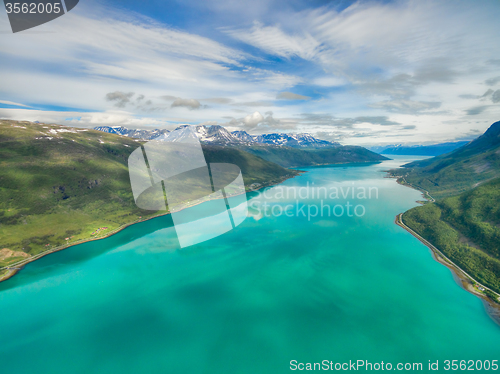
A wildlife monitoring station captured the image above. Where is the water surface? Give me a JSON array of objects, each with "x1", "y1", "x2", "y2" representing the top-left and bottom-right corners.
[{"x1": 1, "y1": 157, "x2": 499, "y2": 373}]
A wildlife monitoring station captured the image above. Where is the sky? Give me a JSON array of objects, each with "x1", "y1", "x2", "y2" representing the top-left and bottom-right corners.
[{"x1": 1, "y1": 0, "x2": 499, "y2": 146}]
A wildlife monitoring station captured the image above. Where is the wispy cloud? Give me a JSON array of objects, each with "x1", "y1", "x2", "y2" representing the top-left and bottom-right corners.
[
  {"x1": 465, "y1": 106, "x2": 490, "y2": 116},
  {"x1": 106, "y1": 91, "x2": 135, "y2": 108},
  {"x1": 276, "y1": 92, "x2": 311, "y2": 100},
  {"x1": 485, "y1": 76, "x2": 500, "y2": 86},
  {"x1": 171, "y1": 98, "x2": 202, "y2": 110},
  {"x1": 0, "y1": 100, "x2": 30, "y2": 107},
  {"x1": 370, "y1": 100, "x2": 441, "y2": 114},
  {"x1": 1, "y1": 0, "x2": 500, "y2": 145},
  {"x1": 222, "y1": 21, "x2": 322, "y2": 60}
]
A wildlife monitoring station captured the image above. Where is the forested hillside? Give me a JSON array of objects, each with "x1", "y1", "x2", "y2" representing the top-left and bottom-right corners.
[{"x1": 403, "y1": 177, "x2": 500, "y2": 296}]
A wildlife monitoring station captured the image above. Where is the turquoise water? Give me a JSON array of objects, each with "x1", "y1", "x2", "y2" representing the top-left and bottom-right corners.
[{"x1": 1, "y1": 157, "x2": 499, "y2": 373}]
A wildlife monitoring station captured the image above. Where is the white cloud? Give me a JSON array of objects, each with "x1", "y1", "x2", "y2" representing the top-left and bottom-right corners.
[
  {"x1": 243, "y1": 111, "x2": 264, "y2": 126},
  {"x1": 0, "y1": 5, "x2": 296, "y2": 114},
  {"x1": 311, "y1": 76, "x2": 346, "y2": 87},
  {"x1": 485, "y1": 76, "x2": 500, "y2": 86},
  {"x1": 0, "y1": 108, "x2": 173, "y2": 128},
  {"x1": 106, "y1": 91, "x2": 135, "y2": 108},
  {"x1": 1, "y1": 0, "x2": 500, "y2": 145}
]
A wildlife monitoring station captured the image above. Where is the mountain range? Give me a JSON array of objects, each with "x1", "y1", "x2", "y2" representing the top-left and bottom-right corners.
[
  {"x1": 372, "y1": 141, "x2": 469, "y2": 156},
  {"x1": 94, "y1": 124, "x2": 340, "y2": 148},
  {"x1": 93, "y1": 126, "x2": 170, "y2": 140},
  {"x1": 95, "y1": 124, "x2": 386, "y2": 168}
]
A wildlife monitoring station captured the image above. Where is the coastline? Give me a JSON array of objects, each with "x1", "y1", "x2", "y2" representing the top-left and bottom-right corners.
[
  {"x1": 394, "y1": 211, "x2": 500, "y2": 326},
  {"x1": 0, "y1": 172, "x2": 301, "y2": 284},
  {"x1": 385, "y1": 174, "x2": 435, "y2": 203},
  {"x1": 387, "y1": 167, "x2": 500, "y2": 324},
  {"x1": 6, "y1": 162, "x2": 499, "y2": 327}
]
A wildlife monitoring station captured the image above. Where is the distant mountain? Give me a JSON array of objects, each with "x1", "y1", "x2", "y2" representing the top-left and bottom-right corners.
[
  {"x1": 146, "y1": 124, "x2": 244, "y2": 145},
  {"x1": 252, "y1": 132, "x2": 339, "y2": 148},
  {"x1": 94, "y1": 126, "x2": 170, "y2": 140},
  {"x1": 93, "y1": 125, "x2": 340, "y2": 148},
  {"x1": 93, "y1": 124, "x2": 385, "y2": 168},
  {"x1": 377, "y1": 141, "x2": 469, "y2": 156},
  {"x1": 155, "y1": 125, "x2": 199, "y2": 143},
  {"x1": 93, "y1": 126, "x2": 119, "y2": 134},
  {"x1": 232, "y1": 129, "x2": 341, "y2": 148},
  {"x1": 192, "y1": 125, "x2": 242, "y2": 144},
  {"x1": 390, "y1": 121, "x2": 500, "y2": 198},
  {"x1": 232, "y1": 130, "x2": 255, "y2": 143},
  {"x1": 368, "y1": 145, "x2": 391, "y2": 154}
]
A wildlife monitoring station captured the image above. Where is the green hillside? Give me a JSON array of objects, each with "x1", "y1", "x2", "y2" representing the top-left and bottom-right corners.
[
  {"x1": 392, "y1": 121, "x2": 500, "y2": 199},
  {"x1": 238, "y1": 144, "x2": 388, "y2": 168},
  {"x1": 403, "y1": 178, "x2": 500, "y2": 296},
  {"x1": 0, "y1": 120, "x2": 297, "y2": 267}
]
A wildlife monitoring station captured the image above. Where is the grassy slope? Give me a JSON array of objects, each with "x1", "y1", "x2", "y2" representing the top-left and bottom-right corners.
[
  {"x1": 403, "y1": 178, "x2": 500, "y2": 295},
  {"x1": 0, "y1": 120, "x2": 297, "y2": 266},
  {"x1": 238, "y1": 144, "x2": 388, "y2": 168}
]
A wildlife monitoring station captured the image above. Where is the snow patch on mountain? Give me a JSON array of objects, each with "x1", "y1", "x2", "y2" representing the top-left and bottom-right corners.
[{"x1": 93, "y1": 124, "x2": 339, "y2": 148}]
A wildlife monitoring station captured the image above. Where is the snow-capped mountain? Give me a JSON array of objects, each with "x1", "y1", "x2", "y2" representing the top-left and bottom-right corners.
[
  {"x1": 93, "y1": 126, "x2": 124, "y2": 135},
  {"x1": 231, "y1": 130, "x2": 339, "y2": 148},
  {"x1": 231, "y1": 130, "x2": 256, "y2": 143},
  {"x1": 162, "y1": 125, "x2": 245, "y2": 145},
  {"x1": 93, "y1": 124, "x2": 339, "y2": 148},
  {"x1": 155, "y1": 125, "x2": 199, "y2": 143},
  {"x1": 291, "y1": 133, "x2": 339, "y2": 147},
  {"x1": 192, "y1": 125, "x2": 241, "y2": 144},
  {"x1": 253, "y1": 133, "x2": 339, "y2": 148},
  {"x1": 93, "y1": 126, "x2": 170, "y2": 140}
]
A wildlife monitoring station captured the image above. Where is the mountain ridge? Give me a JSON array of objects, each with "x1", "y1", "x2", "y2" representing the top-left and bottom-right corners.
[
  {"x1": 373, "y1": 141, "x2": 469, "y2": 156},
  {"x1": 94, "y1": 124, "x2": 340, "y2": 148},
  {"x1": 239, "y1": 144, "x2": 389, "y2": 168}
]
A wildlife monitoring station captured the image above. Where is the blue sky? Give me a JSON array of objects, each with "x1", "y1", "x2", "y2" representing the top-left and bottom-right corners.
[{"x1": 1, "y1": 0, "x2": 499, "y2": 145}]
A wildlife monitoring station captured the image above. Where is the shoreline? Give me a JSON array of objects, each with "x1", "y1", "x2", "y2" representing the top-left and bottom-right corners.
[
  {"x1": 387, "y1": 170, "x2": 500, "y2": 324},
  {"x1": 394, "y1": 211, "x2": 500, "y2": 325},
  {"x1": 6, "y1": 162, "x2": 499, "y2": 326},
  {"x1": 0, "y1": 172, "x2": 302, "y2": 284}
]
